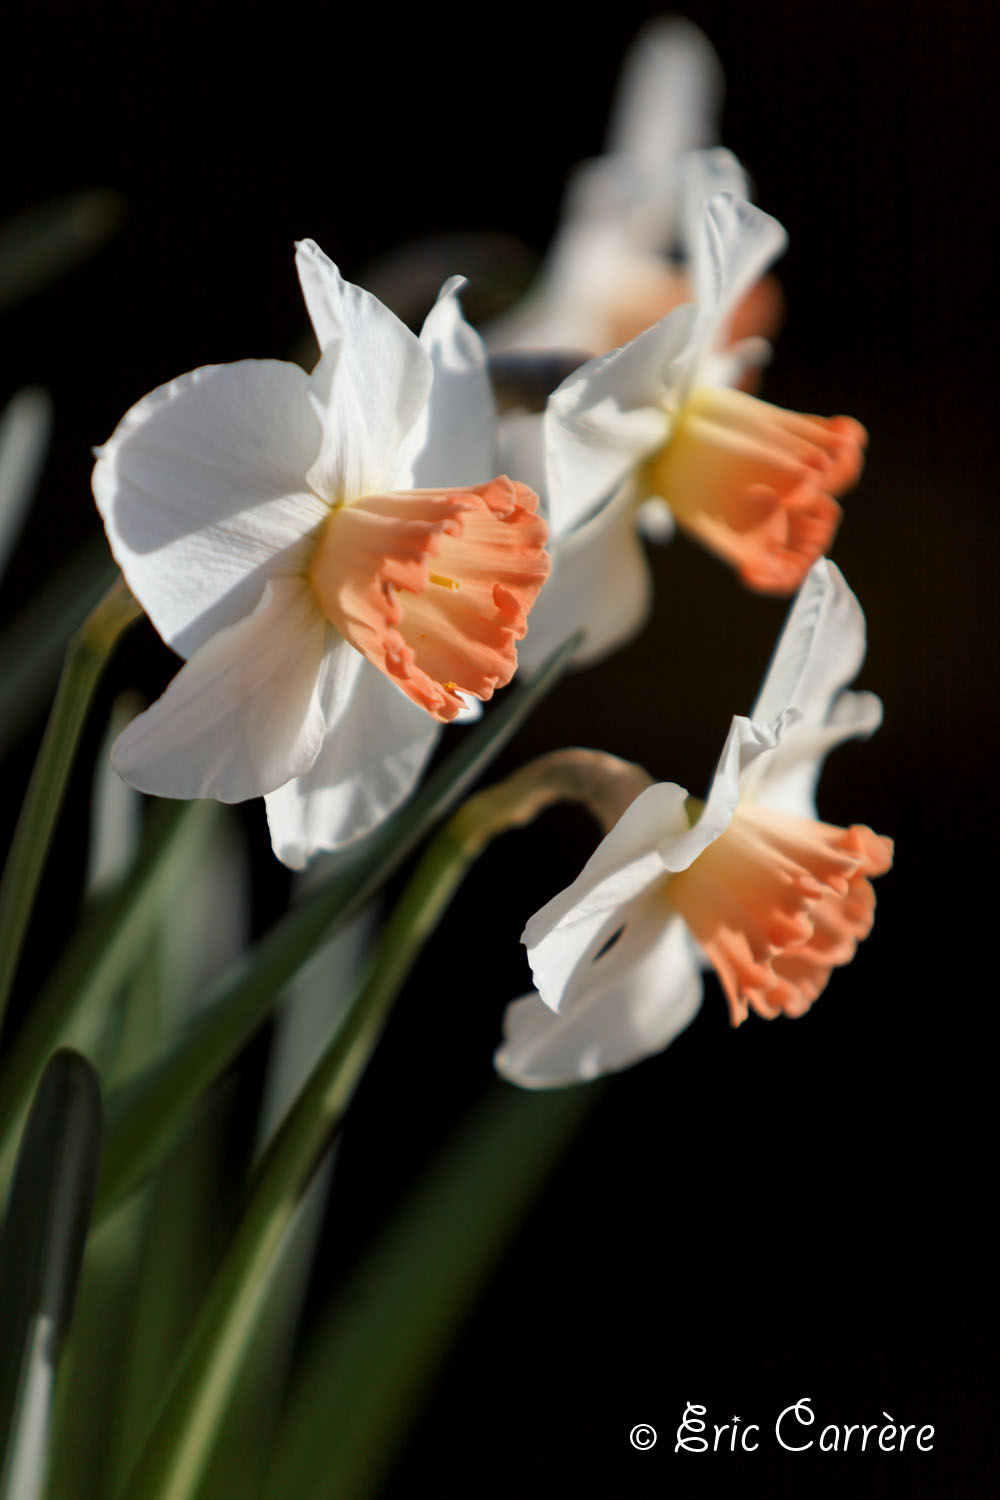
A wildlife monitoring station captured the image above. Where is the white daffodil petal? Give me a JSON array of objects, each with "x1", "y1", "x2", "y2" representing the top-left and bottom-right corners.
[
  {"x1": 604, "y1": 18, "x2": 722, "y2": 180},
  {"x1": 93, "y1": 359, "x2": 329, "y2": 659},
  {"x1": 112, "y1": 579, "x2": 329, "y2": 802},
  {"x1": 690, "y1": 193, "x2": 786, "y2": 354},
  {"x1": 544, "y1": 304, "x2": 695, "y2": 535},
  {"x1": 497, "y1": 909, "x2": 701, "y2": 1087},
  {"x1": 751, "y1": 560, "x2": 870, "y2": 730},
  {"x1": 517, "y1": 481, "x2": 652, "y2": 673},
  {"x1": 657, "y1": 713, "x2": 791, "y2": 875},
  {"x1": 297, "y1": 241, "x2": 433, "y2": 501},
  {"x1": 753, "y1": 690, "x2": 884, "y2": 819},
  {"x1": 524, "y1": 781, "x2": 691, "y2": 1013},
  {"x1": 405, "y1": 276, "x2": 497, "y2": 487},
  {"x1": 264, "y1": 657, "x2": 440, "y2": 868},
  {"x1": 677, "y1": 148, "x2": 749, "y2": 261}
]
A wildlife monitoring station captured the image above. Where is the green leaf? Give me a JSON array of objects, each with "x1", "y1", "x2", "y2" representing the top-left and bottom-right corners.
[
  {"x1": 0, "y1": 580, "x2": 142, "y2": 1034},
  {"x1": 0, "y1": 800, "x2": 217, "y2": 1199},
  {"x1": 0, "y1": 388, "x2": 52, "y2": 581},
  {"x1": 96, "y1": 635, "x2": 581, "y2": 1219},
  {"x1": 0, "y1": 1052, "x2": 103, "y2": 1500},
  {"x1": 267, "y1": 1083, "x2": 600, "y2": 1500},
  {"x1": 0, "y1": 190, "x2": 126, "y2": 313},
  {"x1": 0, "y1": 542, "x2": 117, "y2": 758}
]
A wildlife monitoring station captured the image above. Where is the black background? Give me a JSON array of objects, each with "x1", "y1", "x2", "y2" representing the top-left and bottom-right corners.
[{"x1": 2, "y1": 1, "x2": 995, "y2": 1495}]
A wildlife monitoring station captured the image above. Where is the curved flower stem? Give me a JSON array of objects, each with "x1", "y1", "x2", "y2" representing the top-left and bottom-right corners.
[
  {"x1": 115, "y1": 748, "x2": 648, "y2": 1500},
  {"x1": 0, "y1": 578, "x2": 142, "y2": 1036}
]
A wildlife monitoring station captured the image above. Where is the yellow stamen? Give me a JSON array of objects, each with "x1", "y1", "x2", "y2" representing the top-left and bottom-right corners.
[{"x1": 429, "y1": 572, "x2": 460, "y2": 590}]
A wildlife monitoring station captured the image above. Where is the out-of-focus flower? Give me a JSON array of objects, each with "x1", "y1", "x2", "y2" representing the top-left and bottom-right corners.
[
  {"x1": 496, "y1": 560, "x2": 892, "y2": 1087},
  {"x1": 486, "y1": 20, "x2": 782, "y2": 360},
  {"x1": 487, "y1": 20, "x2": 723, "y2": 356},
  {"x1": 93, "y1": 241, "x2": 549, "y2": 867}
]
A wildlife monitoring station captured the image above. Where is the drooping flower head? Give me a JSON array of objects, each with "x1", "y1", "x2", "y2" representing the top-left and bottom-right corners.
[
  {"x1": 544, "y1": 193, "x2": 866, "y2": 604},
  {"x1": 93, "y1": 241, "x2": 549, "y2": 866},
  {"x1": 496, "y1": 560, "x2": 892, "y2": 1088}
]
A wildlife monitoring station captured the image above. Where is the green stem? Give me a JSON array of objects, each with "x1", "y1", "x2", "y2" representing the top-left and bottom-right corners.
[
  {"x1": 0, "y1": 542, "x2": 117, "y2": 758},
  {"x1": 0, "y1": 579, "x2": 142, "y2": 1035},
  {"x1": 96, "y1": 636, "x2": 583, "y2": 1219},
  {"x1": 0, "y1": 800, "x2": 216, "y2": 1196},
  {"x1": 268, "y1": 1082, "x2": 599, "y2": 1500},
  {"x1": 115, "y1": 747, "x2": 635, "y2": 1500}
]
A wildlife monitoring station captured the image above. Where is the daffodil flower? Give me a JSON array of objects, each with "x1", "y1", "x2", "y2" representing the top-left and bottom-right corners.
[
  {"x1": 539, "y1": 193, "x2": 865, "y2": 632},
  {"x1": 487, "y1": 20, "x2": 725, "y2": 357},
  {"x1": 93, "y1": 240, "x2": 549, "y2": 867},
  {"x1": 486, "y1": 17, "x2": 782, "y2": 362},
  {"x1": 496, "y1": 560, "x2": 892, "y2": 1087}
]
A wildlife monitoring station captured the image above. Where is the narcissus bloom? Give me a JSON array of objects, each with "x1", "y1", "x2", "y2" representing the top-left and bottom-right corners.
[
  {"x1": 496, "y1": 560, "x2": 892, "y2": 1088},
  {"x1": 93, "y1": 241, "x2": 549, "y2": 867},
  {"x1": 487, "y1": 20, "x2": 726, "y2": 357},
  {"x1": 544, "y1": 194, "x2": 866, "y2": 607}
]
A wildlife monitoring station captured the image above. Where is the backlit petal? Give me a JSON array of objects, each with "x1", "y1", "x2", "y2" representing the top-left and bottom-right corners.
[
  {"x1": 93, "y1": 360, "x2": 329, "y2": 658},
  {"x1": 112, "y1": 578, "x2": 329, "y2": 801},
  {"x1": 265, "y1": 658, "x2": 439, "y2": 868},
  {"x1": 688, "y1": 193, "x2": 787, "y2": 365},
  {"x1": 297, "y1": 241, "x2": 433, "y2": 502},
  {"x1": 517, "y1": 480, "x2": 652, "y2": 673},
  {"x1": 524, "y1": 781, "x2": 691, "y2": 1014},
  {"x1": 497, "y1": 910, "x2": 701, "y2": 1087},
  {"x1": 408, "y1": 276, "x2": 497, "y2": 487},
  {"x1": 745, "y1": 560, "x2": 883, "y2": 815},
  {"x1": 545, "y1": 304, "x2": 695, "y2": 535}
]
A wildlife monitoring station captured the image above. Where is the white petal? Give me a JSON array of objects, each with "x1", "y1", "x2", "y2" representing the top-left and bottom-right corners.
[
  {"x1": 751, "y1": 559, "x2": 869, "y2": 729},
  {"x1": 524, "y1": 781, "x2": 691, "y2": 1014},
  {"x1": 265, "y1": 658, "x2": 440, "y2": 868},
  {"x1": 482, "y1": 219, "x2": 634, "y2": 354},
  {"x1": 689, "y1": 193, "x2": 786, "y2": 363},
  {"x1": 112, "y1": 578, "x2": 329, "y2": 802},
  {"x1": 406, "y1": 276, "x2": 497, "y2": 487},
  {"x1": 604, "y1": 19, "x2": 722, "y2": 176},
  {"x1": 497, "y1": 910, "x2": 702, "y2": 1087},
  {"x1": 517, "y1": 481, "x2": 652, "y2": 673},
  {"x1": 295, "y1": 241, "x2": 432, "y2": 499},
  {"x1": 558, "y1": 24, "x2": 722, "y2": 255},
  {"x1": 544, "y1": 303, "x2": 695, "y2": 535},
  {"x1": 677, "y1": 148, "x2": 750, "y2": 258},
  {"x1": 93, "y1": 359, "x2": 328, "y2": 658},
  {"x1": 753, "y1": 690, "x2": 883, "y2": 819},
  {"x1": 658, "y1": 713, "x2": 790, "y2": 876}
]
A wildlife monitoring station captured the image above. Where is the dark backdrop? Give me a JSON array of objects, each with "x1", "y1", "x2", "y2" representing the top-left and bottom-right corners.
[{"x1": 2, "y1": 1, "x2": 994, "y2": 1496}]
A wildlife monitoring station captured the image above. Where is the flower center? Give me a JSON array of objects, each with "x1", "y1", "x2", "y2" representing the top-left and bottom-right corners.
[
  {"x1": 307, "y1": 477, "x2": 549, "y2": 722},
  {"x1": 640, "y1": 385, "x2": 866, "y2": 594},
  {"x1": 668, "y1": 801, "x2": 893, "y2": 1025}
]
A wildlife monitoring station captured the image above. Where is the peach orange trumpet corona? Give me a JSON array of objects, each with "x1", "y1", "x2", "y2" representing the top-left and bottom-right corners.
[{"x1": 542, "y1": 193, "x2": 865, "y2": 604}]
